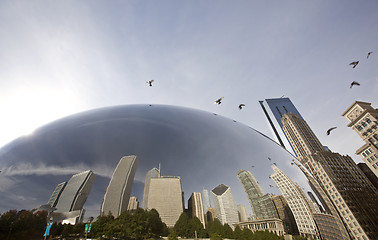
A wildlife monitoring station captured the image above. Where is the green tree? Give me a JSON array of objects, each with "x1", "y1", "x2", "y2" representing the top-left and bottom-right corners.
[
  {"x1": 167, "y1": 229, "x2": 179, "y2": 240},
  {"x1": 221, "y1": 223, "x2": 234, "y2": 239},
  {"x1": 233, "y1": 225, "x2": 243, "y2": 240},
  {"x1": 206, "y1": 219, "x2": 223, "y2": 238},
  {"x1": 189, "y1": 217, "x2": 207, "y2": 238},
  {"x1": 173, "y1": 212, "x2": 190, "y2": 237}
]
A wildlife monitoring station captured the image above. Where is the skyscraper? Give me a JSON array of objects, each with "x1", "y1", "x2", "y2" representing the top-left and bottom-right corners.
[
  {"x1": 211, "y1": 184, "x2": 239, "y2": 227},
  {"x1": 127, "y1": 196, "x2": 139, "y2": 211},
  {"x1": 271, "y1": 195, "x2": 298, "y2": 235},
  {"x1": 282, "y1": 112, "x2": 378, "y2": 239},
  {"x1": 202, "y1": 189, "x2": 211, "y2": 212},
  {"x1": 342, "y1": 101, "x2": 378, "y2": 177},
  {"x1": 101, "y1": 155, "x2": 138, "y2": 217},
  {"x1": 48, "y1": 182, "x2": 67, "y2": 208},
  {"x1": 237, "y1": 204, "x2": 248, "y2": 222},
  {"x1": 146, "y1": 175, "x2": 183, "y2": 227},
  {"x1": 237, "y1": 169, "x2": 278, "y2": 220},
  {"x1": 55, "y1": 170, "x2": 96, "y2": 212},
  {"x1": 142, "y1": 167, "x2": 160, "y2": 209},
  {"x1": 270, "y1": 165, "x2": 319, "y2": 239},
  {"x1": 188, "y1": 192, "x2": 206, "y2": 228}
]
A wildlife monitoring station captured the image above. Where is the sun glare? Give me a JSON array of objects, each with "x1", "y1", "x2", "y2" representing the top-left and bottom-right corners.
[{"x1": 0, "y1": 87, "x2": 82, "y2": 147}]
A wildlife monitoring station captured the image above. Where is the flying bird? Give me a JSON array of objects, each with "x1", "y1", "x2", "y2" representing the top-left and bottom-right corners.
[
  {"x1": 214, "y1": 97, "x2": 224, "y2": 105},
  {"x1": 367, "y1": 52, "x2": 373, "y2": 59},
  {"x1": 268, "y1": 157, "x2": 271, "y2": 161},
  {"x1": 269, "y1": 185, "x2": 274, "y2": 188},
  {"x1": 146, "y1": 80, "x2": 154, "y2": 86},
  {"x1": 326, "y1": 127, "x2": 337, "y2": 135},
  {"x1": 350, "y1": 81, "x2": 360, "y2": 88},
  {"x1": 349, "y1": 61, "x2": 359, "y2": 68},
  {"x1": 251, "y1": 165, "x2": 255, "y2": 168},
  {"x1": 291, "y1": 162, "x2": 294, "y2": 165},
  {"x1": 238, "y1": 104, "x2": 245, "y2": 110},
  {"x1": 273, "y1": 162, "x2": 277, "y2": 166}
]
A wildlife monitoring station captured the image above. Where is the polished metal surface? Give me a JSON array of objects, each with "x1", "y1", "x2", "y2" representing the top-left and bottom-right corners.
[{"x1": 0, "y1": 104, "x2": 316, "y2": 218}]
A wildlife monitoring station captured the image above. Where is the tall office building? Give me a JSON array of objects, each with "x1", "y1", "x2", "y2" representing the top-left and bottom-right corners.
[
  {"x1": 211, "y1": 184, "x2": 239, "y2": 227},
  {"x1": 237, "y1": 204, "x2": 248, "y2": 222},
  {"x1": 270, "y1": 165, "x2": 319, "y2": 239},
  {"x1": 188, "y1": 192, "x2": 206, "y2": 228},
  {"x1": 237, "y1": 169, "x2": 278, "y2": 220},
  {"x1": 55, "y1": 170, "x2": 96, "y2": 212},
  {"x1": 127, "y1": 196, "x2": 139, "y2": 211},
  {"x1": 357, "y1": 163, "x2": 378, "y2": 191},
  {"x1": 48, "y1": 182, "x2": 67, "y2": 208},
  {"x1": 342, "y1": 101, "x2": 378, "y2": 177},
  {"x1": 101, "y1": 155, "x2": 138, "y2": 217},
  {"x1": 282, "y1": 112, "x2": 378, "y2": 239},
  {"x1": 202, "y1": 189, "x2": 211, "y2": 212},
  {"x1": 146, "y1": 175, "x2": 183, "y2": 227},
  {"x1": 142, "y1": 167, "x2": 160, "y2": 209},
  {"x1": 271, "y1": 195, "x2": 298, "y2": 235}
]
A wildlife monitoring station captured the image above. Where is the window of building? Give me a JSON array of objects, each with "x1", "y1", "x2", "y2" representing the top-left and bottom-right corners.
[
  {"x1": 366, "y1": 118, "x2": 372, "y2": 123},
  {"x1": 357, "y1": 125, "x2": 363, "y2": 131},
  {"x1": 361, "y1": 122, "x2": 367, "y2": 127}
]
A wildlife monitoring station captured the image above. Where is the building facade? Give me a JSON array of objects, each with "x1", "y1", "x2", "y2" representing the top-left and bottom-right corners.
[
  {"x1": 188, "y1": 192, "x2": 206, "y2": 228},
  {"x1": 282, "y1": 112, "x2": 378, "y2": 239},
  {"x1": 54, "y1": 170, "x2": 96, "y2": 212},
  {"x1": 236, "y1": 169, "x2": 278, "y2": 220},
  {"x1": 48, "y1": 182, "x2": 67, "y2": 208},
  {"x1": 127, "y1": 196, "x2": 139, "y2": 211},
  {"x1": 146, "y1": 176, "x2": 184, "y2": 227},
  {"x1": 237, "y1": 204, "x2": 248, "y2": 222},
  {"x1": 211, "y1": 184, "x2": 239, "y2": 227},
  {"x1": 342, "y1": 101, "x2": 378, "y2": 177},
  {"x1": 270, "y1": 165, "x2": 319, "y2": 239},
  {"x1": 101, "y1": 155, "x2": 138, "y2": 217},
  {"x1": 202, "y1": 189, "x2": 211, "y2": 212},
  {"x1": 142, "y1": 167, "x2": 160, "y2": 209},
  {"x1": 271, "y1": 194, "x2": 298, "y2": 235},
  {"x1": 235, "y1": 218, "x2": 285, "y2": 236}
]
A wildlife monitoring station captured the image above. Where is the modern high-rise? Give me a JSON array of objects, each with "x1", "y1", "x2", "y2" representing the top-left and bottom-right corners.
[
  {"x1": 48, "y1": 182, "x2": 67, "y2": 208},
  {"x1": 270, "y1": 165, "x2": 319, "y2": 239},
  {"x1": 188, "y1": 192, "x2": 206, "y2": 228},
  {"x1": 101, "y1": 155, "x2": 138, "y2": 217},
  {"x1": 271, "y1": 195, "x2": 298, "y2": 235},
  {"x1": 211, "y1": 184, "x2": 239, "y2": 227},
  {"x1": 237, "y1": 169, "x2": 278, "y2": 220},
  {"x1": 342, "y1": 101, "x2": 378, "y2": 177},
  {"x1": 55, "y1": 170, "x2": 96, "y2": 212},
  {"x1": 146, "y1": 175, "x2": 183, "y2": 227},
  {"x1": 282, "y1": 112, "x2": 378, "y2": 239},
  {"x1": 142, "y1": 167, "x2": 160, "y2": 209},
  {"x1": 237, "y1": 204, "x2": 248, "y2": 222},
  {"x1": 127, "y1": 196, "x2": 139, "y2": 211},
  {"x1": 202, "y1": 189, "x2": 211, "y2": 212},
  {"x1": 357, "y1": 163, "x2": 378, "y2": 191}
]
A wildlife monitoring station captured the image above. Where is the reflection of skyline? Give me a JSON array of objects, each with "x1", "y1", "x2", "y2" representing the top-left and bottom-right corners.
[{"x1": 0, "y1": 105, "x2": 315, "y2": 220}]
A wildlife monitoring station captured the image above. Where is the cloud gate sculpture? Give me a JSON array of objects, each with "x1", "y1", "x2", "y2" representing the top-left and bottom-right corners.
[{"x1": 0, "y1": 104, "x2": 322, "y2": 231}]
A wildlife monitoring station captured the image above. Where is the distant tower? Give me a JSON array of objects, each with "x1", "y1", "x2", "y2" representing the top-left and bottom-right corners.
[
  {"x1": 271, "y1": 195, "x2": 298, "y2": 235},
  {"x1": 55, "y1": 170, "x2": 96, "y2": 212},
  {"x1": 211, "y1": 184, "x2": 239, "y2": 227},
  {"x1": 237, "y1": 169, "x2": 278, "y2": 219},
  {"x1": 282, "y1": 111, "x2": 378, "y2": 239},
  {"x1": 146, "y1": 175, "x2": 183, "y2": 227},
  {"x1": 342, "y1": 101, "x2": 378, "y2": 177},
  {"x1": 237, "y1": 204, "x2": 248, "y2": 222},
  {"x1": 270, "y1": 165, "x2": 318, "y2": 239},
  {"x1": 101, "y1": 155, "x2": 138, "y2": 217},
  {"x1": 127, "y1": 196, "x2": 139, "y2": 211},
  {"x1": 142, "y1": 167, "x2": 160, "y2": 209},
  {"x1": 188, "y1": 192, "x2": 206, "y2": 228},
  {"x1": 202, "y1": 189, "x2": 211, "y2": 212},
  {"x1": 48, "y1": 182, "x2": 67, "y2": 208}
]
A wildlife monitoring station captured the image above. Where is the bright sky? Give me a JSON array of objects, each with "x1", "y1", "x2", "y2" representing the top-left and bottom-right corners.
[{"x1": 1, "y1": 0, "x2": 377, "y2": 162}]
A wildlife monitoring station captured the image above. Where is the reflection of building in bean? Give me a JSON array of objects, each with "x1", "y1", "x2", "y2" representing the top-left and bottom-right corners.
[{"x1": 211, "y1": 184, "x2": 239, "y2": 228}]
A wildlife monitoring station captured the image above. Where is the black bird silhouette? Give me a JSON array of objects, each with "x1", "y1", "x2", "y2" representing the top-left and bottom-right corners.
[
  {"x1": 251, "y1": 165, "x2": 255, "y2": 168},
  {"x1": 273, "y1": 162, "x2": 277, "y2": 166},
  {"x1": 367, "y1": 52, "x2": 373, "y2": 59},
  {"x1": 214, "y1": 97, "x2": 224, "y2": 105},
  {"x1": 269, "y1": 185, "x2": 274, "y2": 188},
  {"x1": 291, "y1": 162, "x2": 294, "y2": 165},
  {"x1": 349, "y1": 61, "x2": 359, "y2": 68},
  {"x1": 350, "y1": 81, "x2": 360, "y2": 88},
  {"x1": 326, "y1": 127, "x2": 337, "y2": 135},
  {"x1": 268, "y1": 157, "x2": 271, "y2": 161},
  {"x1": 238, "y1": 104, "x2": 245, "y2": 110},
  {"x1": 146, "y1": 80, "x2": 154, "y2": 86}
]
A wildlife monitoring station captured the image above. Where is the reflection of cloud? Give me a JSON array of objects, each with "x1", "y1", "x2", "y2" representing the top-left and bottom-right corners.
[{"x1": 2, "y1": 162, "x2": 114, "y2": 178}]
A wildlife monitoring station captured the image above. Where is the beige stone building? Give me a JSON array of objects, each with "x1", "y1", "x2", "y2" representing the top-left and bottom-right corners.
[
  {"x1": 342, "y1": 101, "x2": 378, "y2": 177},
  {"x1": 188, "y1": 192, "x2": 206, "y2": 228},
  {"x1": 127, "y1": 196, "x2": 139, "y2": 211},
  {"x1": 281, "y1": 113, "x2": 378, "y2": 240}
]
